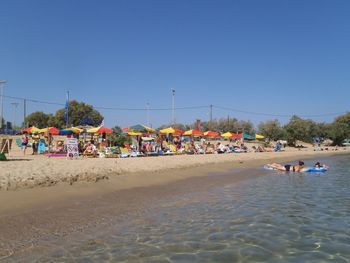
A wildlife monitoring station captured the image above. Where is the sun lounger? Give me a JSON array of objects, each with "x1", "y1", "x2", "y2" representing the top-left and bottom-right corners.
[{"x1": 120, "y1": 147, "x2": 130, "y2": 158}]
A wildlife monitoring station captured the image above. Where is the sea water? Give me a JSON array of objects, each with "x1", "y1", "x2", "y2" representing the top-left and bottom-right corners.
[{"x1": 13, "y1": 155, "x2": 350, "y2": 262}]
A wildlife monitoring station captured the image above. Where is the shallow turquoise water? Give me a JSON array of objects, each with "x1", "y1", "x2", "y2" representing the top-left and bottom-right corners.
[{"x1": 20, "y1": 155, "x2": 350, "y2": 262}]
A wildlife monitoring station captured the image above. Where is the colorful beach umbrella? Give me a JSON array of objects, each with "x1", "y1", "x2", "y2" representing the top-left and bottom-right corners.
[
  {"x1": 243, "y1": 133, "x2": 255, "y2": 140},
  {"x1": 221, "y1": 132, "x2": 233, "y2": 138},
  {"x1": 39, "y1": 127, "x2": 60, "y2": 135},
  {"x1": 183, "y1": 129, "x2": 204, "y2": 137},
  {"x1": 69, "y1": 127, "x2": 83, "y2": 133},
  {"x1": 255, "y1": 134, "x2": 265, "y2": 139},
  {"x1": 22, "y1": 126, "x2": 41, "y2": 133},
  {"x1": 127, "y1": 131, "x2": 142, "y2": 136},
  {"x1": 87, "y1": 126, "x2": 112, "y2": 134},
  {"x1": 159, "y1": 127, "x2": 184, "y2": 135},
  {"x1": 129, "y1": 124, "x2": 155, "y2": 133},
  {"x1": 230, "y1": 133, "x2": 242, "y2": 140},
  {"x1": 203, "y1": 131, "x2": 220, "y2": 138}
]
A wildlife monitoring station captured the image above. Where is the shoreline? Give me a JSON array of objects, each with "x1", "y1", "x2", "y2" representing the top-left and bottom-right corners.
[
  {"x1": 0, "y1": 147, "x2": 348, "y2": 192},
  {"x1": 0, "y1": 149, "x2": 347, "y2": 215}
]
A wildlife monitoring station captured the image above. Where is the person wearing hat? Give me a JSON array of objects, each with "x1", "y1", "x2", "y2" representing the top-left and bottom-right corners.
[{"x1": 31, "y1": 132, "x2": 40, "y2": 155}]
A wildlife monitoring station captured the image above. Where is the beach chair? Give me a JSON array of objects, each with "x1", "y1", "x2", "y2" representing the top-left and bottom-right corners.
[
  {"x1": 169, "y1": 144, "x2": 178, "y2": 154},
  {"x1": 119, "y1": 147, "x2": 130, "y2": 158},
  {"x1": 16, "y1": 138, "x2": 22, "y2": 148},
  {"x1": 0, "y1": 138, "x2": 12, "y2": 158},
  {"x1": 38, "y1": 139, "x2": 47, "y2": 154}
]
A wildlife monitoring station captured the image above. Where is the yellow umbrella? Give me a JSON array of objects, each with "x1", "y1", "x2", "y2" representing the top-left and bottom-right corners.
[
  {"x1": 183, "y1": 129, "x2": 203, "y2": 137},
  {"x1": 128, "y1": 131, "x2": 142, "y2": 136},
  {"x1": 69, "y1": 127, "x2": 83, "y2": 133},
  {"x1": 159, "y1": 127, "x2": 184, "y2": 135},
  {"x1": 221, "y1": 132, "x2": 233, "y2": 138},
  {"x1": 143, "y1": 125, "x2": 155, "y2": 133},
  {"x1": 255, "y1": 134, "x2": 265, "y2": 139}
]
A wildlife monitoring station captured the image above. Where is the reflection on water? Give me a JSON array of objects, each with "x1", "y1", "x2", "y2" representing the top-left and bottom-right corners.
[{"x1": 13, "y1": 156, "x2": 350, "y2": 262}]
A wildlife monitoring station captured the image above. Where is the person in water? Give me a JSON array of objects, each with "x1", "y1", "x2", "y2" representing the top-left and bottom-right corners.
[
  {"x1": 266, "y1": 161, "x2": 305, "y2": 172},
  {"x1": 314, "y1": 162, "x2": 329, "y2": 169}
]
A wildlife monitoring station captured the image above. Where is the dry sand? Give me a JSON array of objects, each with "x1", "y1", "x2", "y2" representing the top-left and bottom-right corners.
[{"x1": 1, "y1": 143, "x2": 348, "y2": 191}]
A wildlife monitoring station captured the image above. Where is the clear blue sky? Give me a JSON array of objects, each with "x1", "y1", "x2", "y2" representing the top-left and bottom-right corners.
[{"x1": 1, "y1": 0, "x2": 349, "y2": 128}]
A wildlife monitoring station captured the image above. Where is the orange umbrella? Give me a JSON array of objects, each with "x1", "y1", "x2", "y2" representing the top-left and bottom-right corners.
[
  {"x1": 203, "y1": 131, "x2": 220, "y2": 138},
  {"x1": 87, "y1": 126, "x2": 113, "y2": 134},
  {"x1": 183, "y1": 129, "x2": 204, "y2": 137},
  {"x1": 40, "y1": 127, "x2": 60, "y2": 135},
  {"x1": 159, "y1": 127, "x2": 184, "y2": 136}
]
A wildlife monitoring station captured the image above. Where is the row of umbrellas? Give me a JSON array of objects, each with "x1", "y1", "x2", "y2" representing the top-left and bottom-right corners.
[
  {"x1": 22, "y1": 126, "x2": 112, "y2": 135},
  {"x1": 22, "y1": 125, "x2": 265, "y2": 140}
]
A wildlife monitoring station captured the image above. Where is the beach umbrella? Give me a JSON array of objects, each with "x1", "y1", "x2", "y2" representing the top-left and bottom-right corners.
[
  {"x1": 159, "y1": 127, "x2": 184, "y2": 135},
  {"x1": 69, "y1": 127, "x2": 83, "y2": 133},
  {"x1": 22, "y1": 126, "x2": 41, "y2": 133},
  {"x1": 221, "y1": 132, "x2": 233, "y2": 138},
  {"x1": 243, "y1": 133, "x2": 255, "y2": 140},
  {"x1": 127, "y1": 131, "x2": 142, "y2": 136},
  {"x1": 203, "y1": 131, "x2": 220, "y2": 138},
  {"x1": 255, "y1": 134, "x2": 265, "y2": 139},
  {"x1": 230, "y1": 133, "x2": 242, "y2": 140},
  {"x1": 129, "y1": 124, "x2": 155, "y2": 133},
  {"x1": 183, "y1": 129, "x2": 203, "y2": 137},
  {"x1": 87, "y1": 126, "x2": 112, "y2": 134},
  {"x1": 39, "y1": 127, "x2": 60, "y2": 135}
]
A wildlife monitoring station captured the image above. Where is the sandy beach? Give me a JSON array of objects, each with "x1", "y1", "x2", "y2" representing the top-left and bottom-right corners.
[{"x1": 0, "y1": 143, "x2": 347, "y2": 191}]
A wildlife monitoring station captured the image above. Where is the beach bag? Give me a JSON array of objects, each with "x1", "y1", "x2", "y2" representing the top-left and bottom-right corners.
[{"x1": 0, "y1": 152, "x2": 7, "y2": 161}]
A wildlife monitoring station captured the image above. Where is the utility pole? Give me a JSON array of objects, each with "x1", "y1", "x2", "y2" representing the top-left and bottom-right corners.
[
  {"x1": 23, "y1": 99, "x2": 27, "y2": 128},
  {"x1": 146, "y1": 102, "x2": 150, "y2": 127},
  {"x1": 171, "y1": 89, "x2": 176, "y2": 125},
  {"x1": 66, "y1": 91, "x2": 69, "y2": 128},
  {"x1": 0, "y1": 80, "x2": 7, "y2": 129},
  {"x1": 11, "y1": 102, "x2": 19, "y2": 129},
  {"x1": 209, "y1": 104, "x2": 213, "y2": 129}
]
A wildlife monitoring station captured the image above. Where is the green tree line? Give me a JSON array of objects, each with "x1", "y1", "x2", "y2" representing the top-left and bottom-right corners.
[{"x1": 21, "y1": 100, "x2": 350, "y2": 146}]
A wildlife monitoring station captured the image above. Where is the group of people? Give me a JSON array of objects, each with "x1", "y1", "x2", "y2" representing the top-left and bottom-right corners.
[
  {"x1": 137, "y1": 137, "x2": 249, "y2": 155},
  {"x1": 21, "y1": 131, "x2": 42, "y2": 155}
]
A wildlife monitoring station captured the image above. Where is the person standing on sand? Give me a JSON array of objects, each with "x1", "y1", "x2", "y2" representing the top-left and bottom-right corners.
[
  {"x1": 31, "y1": 132, "x2": 40, "y2": 155},
  {"x1": 21, "y1": 132, "x2": 29, "y2": 155}
]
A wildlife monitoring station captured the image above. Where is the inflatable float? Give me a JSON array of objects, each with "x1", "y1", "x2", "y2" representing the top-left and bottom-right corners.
[{"x1": 263, "y1": 165, "x2": 328, "y2": 172}]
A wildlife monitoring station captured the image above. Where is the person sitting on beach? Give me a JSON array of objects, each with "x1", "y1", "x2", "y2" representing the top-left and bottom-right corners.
[
  {"x1": 83, "y1": 141, "x2": 97, "y2": 156},
  {"x1": 266, "y1": 161, "x2": 305, "y2": 172}
]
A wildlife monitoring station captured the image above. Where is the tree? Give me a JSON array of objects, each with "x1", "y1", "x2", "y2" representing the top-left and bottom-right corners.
[
  {"x1": 107, "y1": 126, "x2": 131, "y2": 147},
  {"x1": 284, "y1": 116, "x2": 319, "y2": 145},
  {"x1": 49, "y1": 100, "x2": 104, "y2": 128},
  {"x1": 25, "y1": 111, "x2": 52, "y2": 128},
  {"x1": 328, "y1": 112, "x2": 350, "y2": 145},
  {"x1": 258, "y1": 119, "x2": 286, "y2": 141}
]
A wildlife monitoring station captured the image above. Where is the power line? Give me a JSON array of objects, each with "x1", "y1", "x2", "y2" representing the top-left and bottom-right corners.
[
  {"x1": 2, "y1": 94, "x2": 347, "y2": 117},
  {"x1": 213, "y1": 105, "x2": 347, "y2": 118}
]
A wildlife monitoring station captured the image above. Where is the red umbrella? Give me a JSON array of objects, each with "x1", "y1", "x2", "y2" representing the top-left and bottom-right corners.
[
  {"x1": 44, "y1": 127, "x2": 60, "y2": 135},
  {"x1": 230, "y1": 133, "x2": 242, "y2": 140}
]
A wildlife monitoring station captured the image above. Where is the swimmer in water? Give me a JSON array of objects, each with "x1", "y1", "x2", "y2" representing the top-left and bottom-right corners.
[{"x1": 266, "y1": 161, "x2": 305, "y2": 172}]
